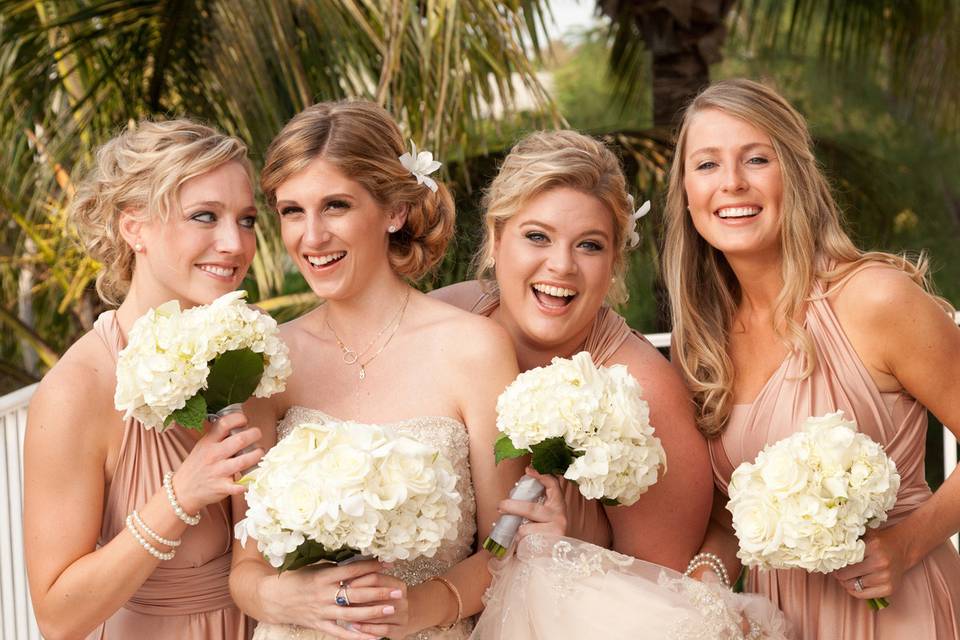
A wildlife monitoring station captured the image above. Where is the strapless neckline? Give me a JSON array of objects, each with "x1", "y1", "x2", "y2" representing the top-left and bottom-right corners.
[{"x1": 280, "y1": 404, "x2": 465, "y2": 430}]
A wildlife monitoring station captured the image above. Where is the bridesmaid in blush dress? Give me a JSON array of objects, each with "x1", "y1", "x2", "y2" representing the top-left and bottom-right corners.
[
  {"x1": 435, "y1": 131, "x2": 790, "y2": 639},
  {"x1": 663, "y1": 78, "x2": 960, "y2": 639},
  {"x1": 433, "y1": 130, "x2": 713, "y2": 567},
  {"x1": 24, "y1": 120, "x2": 264, "y2": 639}
]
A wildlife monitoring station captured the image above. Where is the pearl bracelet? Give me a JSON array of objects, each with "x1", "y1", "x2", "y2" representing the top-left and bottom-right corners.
[
  {"x1": 428, "y1": 575, "x2": 462, "y2": 631},
  {"x1": 132, "y1": 509, "x2": 181, "y2": 548},
  {"x1": 126, "y1": 514, "x2": 175, "y2": 561},
  {"x1": 684, "y1": 552, "x2": 730, "y2": 587},
  {"x1": 162, "y1": 471, "x2": 201, "y2": 526}
]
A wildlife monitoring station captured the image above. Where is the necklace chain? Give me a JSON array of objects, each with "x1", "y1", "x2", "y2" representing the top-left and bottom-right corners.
[{"x1": 325, "y1": 289, "x2": 411, "y2": 380}]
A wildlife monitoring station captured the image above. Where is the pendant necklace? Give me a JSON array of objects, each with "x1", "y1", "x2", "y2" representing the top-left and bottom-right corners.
[{"x1": 325, "y1": 288, "x2": 411, "y2": 380}]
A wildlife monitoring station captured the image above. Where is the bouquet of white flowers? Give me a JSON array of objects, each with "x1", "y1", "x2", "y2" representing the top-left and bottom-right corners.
[
  {"x1": 235, "y1": 420, "x2": 462, "y2": 570},
  {"x1": 114, "y1": 290, "x2": 292, "y2": 431},
  {"x1": 726, "y1": 410, "x2": 900, "y2": 609},
  {"x1": 483, "y1": 351, "x2": 666, "y2": 557}
]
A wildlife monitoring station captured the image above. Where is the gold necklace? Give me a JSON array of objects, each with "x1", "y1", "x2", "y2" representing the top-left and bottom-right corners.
[{"x1": 326, "y1": 289, "x2": 411, "y2": 380}]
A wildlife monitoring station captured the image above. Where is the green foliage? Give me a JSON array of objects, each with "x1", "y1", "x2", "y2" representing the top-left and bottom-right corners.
[
  {"x1": 494, "y1": 433, "x2": 527, "y2": 465},
  {"x1": 279, "y1": 539, "x2": 359, "y2": 573},
  {"x1": 551, "y1": 28, "x2": 651, "y2": 132},
  {"x1": 165, "y1": 394, "x2": 208, "y2": 432},
  {"x1": 529, "y1": 436, "x2": 577, "y2": 475},
  {"x1": 204, "y1": 347, "x2": 265, "y2": 414}
]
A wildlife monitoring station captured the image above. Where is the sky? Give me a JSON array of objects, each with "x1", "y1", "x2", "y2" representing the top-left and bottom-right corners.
[{"x1": 543, "y1": 0, "x2": 603, "y2": 40}]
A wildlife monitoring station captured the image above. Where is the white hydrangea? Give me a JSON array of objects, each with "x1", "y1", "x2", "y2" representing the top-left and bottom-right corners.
[
  {"x1": 727, "y1": 411, "x2": 900, "y2": 573},
  {"x1": 235, "y1": 420, "x2": 462, "y2": 568},
  {"x1": 114, "y1": 290, "x2": 293, "y2": 430},
  {"x1": 497, "y1": 351, "x2": 666, "y2": 506}
]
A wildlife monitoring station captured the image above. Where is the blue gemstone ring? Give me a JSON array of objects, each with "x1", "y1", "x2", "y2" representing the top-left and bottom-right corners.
[{"x1": 335, "y1": 582, "x2": 350, "y2": 607}]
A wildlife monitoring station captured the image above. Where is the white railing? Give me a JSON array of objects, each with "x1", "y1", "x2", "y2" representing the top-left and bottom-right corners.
[
  {"x1": 0, "y1": 324, "x2": 957, "y2": 632},
  {"x1": 0, "y1": 382, "x2": 41, "y2": 640}
]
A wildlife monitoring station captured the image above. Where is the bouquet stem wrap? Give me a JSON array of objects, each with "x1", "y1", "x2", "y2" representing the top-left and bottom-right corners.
[
  {"x1": 211, "y1": 403, "x2": 257, "y2": 475},
  {"x1": 482, "y1": 476, "x2": 545, "y2": 558}
]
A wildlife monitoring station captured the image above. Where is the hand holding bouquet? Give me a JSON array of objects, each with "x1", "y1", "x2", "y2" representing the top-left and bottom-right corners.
[
  {"x1": 114, "y1": 290, "x2": 292, "y2": 431},
  {"x1": 235, "y1": 420, "x2": 462, "y2": 571},
  {"x1": 726, "y1": 411, "x2": 900, "y2": 609},
  {"x1": 483, "y1": 351, "x2": 667, "y2": 557}
]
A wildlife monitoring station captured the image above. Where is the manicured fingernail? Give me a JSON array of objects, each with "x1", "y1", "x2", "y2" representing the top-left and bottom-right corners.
[
  {"x1": 383, "y1": 605, "x2": 395, "y2": 615},
  {"x1": 390, "y1": 589, "x2": 402, "y2": 599}
]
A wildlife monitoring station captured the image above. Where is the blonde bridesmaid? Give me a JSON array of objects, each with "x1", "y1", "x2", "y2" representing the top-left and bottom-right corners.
[
  {"x1": 664, "y1": 78, "x2": 960, "y2": 639},
  {"x1": 24, "y1": 120, "x2": 264, "y2": 639}
]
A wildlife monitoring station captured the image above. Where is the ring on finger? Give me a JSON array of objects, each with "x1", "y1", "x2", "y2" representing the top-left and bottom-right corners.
[
  {"x1": 336, "y1": 619, "x2": 354, "y2": 630},
  {"x1": 854, "y1": 577, "x2": 864, "y2": 593},
  {"x1": 335, "y1": 581, "x2": 351, "y2": 606}
]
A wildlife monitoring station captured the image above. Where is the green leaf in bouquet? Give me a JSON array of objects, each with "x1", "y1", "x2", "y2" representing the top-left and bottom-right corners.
[
  {"x1": 204, "y1": 348, "x2": 264, "y2": 413},
  {"x1": 600, "y1": 497, "x2": 620, "y2": 506},
  {"x1": 494, "y1": 434, "x2": 527, "y2": 464},
  {"x1": 529, "y1": 437, "x2": 576, "y2": 475},
  {"x1": 278, "y1": 539, "x2": 360, "y2": 573},
  {"x1": 165, "y1": 394, "x2": 208, "y2": 432}
]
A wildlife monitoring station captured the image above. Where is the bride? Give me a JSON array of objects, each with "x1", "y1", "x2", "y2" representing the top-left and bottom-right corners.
[
  {"x1": 433, "y1": 130, "x2": 791, "y2": 639},
  {"x1": 229, "y1": 101, "x2": 526, "y2": 639}
]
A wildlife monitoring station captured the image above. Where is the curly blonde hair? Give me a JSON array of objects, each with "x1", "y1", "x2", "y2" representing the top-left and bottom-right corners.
[
  {"x1": 473, "y1": 130, "x2": 635, "y2": 304},
  {"x1": 663, "y1": 78, "x2": 946, "y2": 438},
  {"x1": 261, "y1": 101, "x2": 455, "y2": 282},
  {"x1": 69, "y1": 119, "x2": 251, "y2": 305}
]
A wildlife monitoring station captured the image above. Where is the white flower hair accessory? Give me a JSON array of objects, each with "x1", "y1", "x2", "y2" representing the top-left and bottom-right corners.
[
  {"x1": 398, "y1": 139, "x2": 442, "y2": 193},
  {"x1": 626, "y1": 194, "x2": 651, "y2": 249}
]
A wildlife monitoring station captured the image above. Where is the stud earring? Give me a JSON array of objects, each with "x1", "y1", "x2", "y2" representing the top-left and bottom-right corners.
[
  {"x1": 134, "y1": 242, "x2": 143, "y2": 252},
  {"x1": 388, "y1": 225, "x2": 397, "y2": 233}
]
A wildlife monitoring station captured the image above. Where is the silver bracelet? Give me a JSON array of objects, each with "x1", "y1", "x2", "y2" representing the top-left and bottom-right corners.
[
  {"x1": 126, "y1": 514, "x2": 175, "y2": 561},
  {"x1": 162, "y1": 471, "x2": 201, "y2": 526},
  {"x1": 744, "y1": 616, "x2": 762, "y2": 640},
  {"x1": 132, "y1": 509, "x2": 181, "y2": 547}
]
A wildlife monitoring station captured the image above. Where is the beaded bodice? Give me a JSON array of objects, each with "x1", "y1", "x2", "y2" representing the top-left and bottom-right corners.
[{"x1": 252, "y1": 406, "x2": 477, "y2": 640}]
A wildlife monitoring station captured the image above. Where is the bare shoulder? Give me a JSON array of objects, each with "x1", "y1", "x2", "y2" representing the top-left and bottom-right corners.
[
  {"x1": 608, "y1": 333, "x2": 691, "y2": 401},
  {"x1": 28, "y1": 331, "x2": 116, "y2": 449},
  {"x1": 427, "y1": 280, "x2": 485, "y2": 311},
  {"x1": 831, "y1": 262, "x2": 950, "y2": 336},
  {"x1": 277, "y1": 308, "x2": 323, "y2": 349},
  {"x1": 416, "y1": 293, "x2": 514, "y2": 362}
]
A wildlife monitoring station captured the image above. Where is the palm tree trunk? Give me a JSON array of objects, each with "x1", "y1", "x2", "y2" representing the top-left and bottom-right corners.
[{"x1": 651, "y1": 49, "x2": 711, "y2": 128}]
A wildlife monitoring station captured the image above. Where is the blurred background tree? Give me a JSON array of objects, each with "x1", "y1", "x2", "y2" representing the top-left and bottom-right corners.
[{"x1": 2, "y1": 1, "x2": 958, "y2": 418}]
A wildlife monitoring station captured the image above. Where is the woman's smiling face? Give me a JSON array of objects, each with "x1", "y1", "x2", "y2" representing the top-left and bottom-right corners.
[
  {"x1": 493, "y1": 187, "x2": 616, "y2": 352},
  {"x1": 683, "y1": 108, "x2": 784, "y2": 260}
]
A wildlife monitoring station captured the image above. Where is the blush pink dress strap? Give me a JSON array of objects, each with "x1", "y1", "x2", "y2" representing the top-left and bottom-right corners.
[
  {"x1": 708, "y1": 281, "x2": 960, "y2": 640},
  {"x1": 471, "y1": 292, "x2": 650, "y2": 549},
  {"x1": 87, "y1": 310, "x2": 251, "y2": 639}
]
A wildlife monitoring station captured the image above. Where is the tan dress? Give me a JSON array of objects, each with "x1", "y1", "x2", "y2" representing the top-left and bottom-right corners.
[
  {"x1": 252, "y1": 406, "x2": 478, "y2": 640},
  {"x1": 88, "y1": 311, "x2": 250, "y2": 639},
  {"x1": 471, "y1": 292, "x2": 646, "y2": 548},
  {"x1": 709, "y1": 282, "x2": 960, "y2": 640}
]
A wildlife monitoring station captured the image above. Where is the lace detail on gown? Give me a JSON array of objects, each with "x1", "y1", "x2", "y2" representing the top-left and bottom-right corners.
[
  {"x1": 253, "y1": 406, "x2": 477, "y2": 640},
  {"x1": 472, "y1": 535, "x2": 792, "y2": 640}
]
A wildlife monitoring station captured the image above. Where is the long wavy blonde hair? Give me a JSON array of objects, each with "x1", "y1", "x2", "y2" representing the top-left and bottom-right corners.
[{"x1": 663, "y1": 78, "x2": 947, "y2": 438}]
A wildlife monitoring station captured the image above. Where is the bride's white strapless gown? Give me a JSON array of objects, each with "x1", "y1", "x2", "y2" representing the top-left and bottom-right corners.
[
  {"x1": 470, "y1": 534, "x2": 793, "y2": 640},
  {"x1": 252, "y1": 406, "x2": 478, "y2": 640}
]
